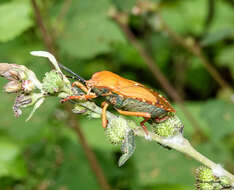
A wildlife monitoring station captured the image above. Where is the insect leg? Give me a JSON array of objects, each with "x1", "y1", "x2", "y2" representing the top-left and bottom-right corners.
[
  {"x1": 140, "y1": 117, "x2": 150, "y2": 135},
  {"x1": 72, "y1": 81, "x2": 89, "y2": 93},
  {"x1": 115, "y1": 109, "x2": 151, "y2": 118},
  {"x1": 115, "y1": 109, "x2": 151, "y2": 136},
  {"x1": 61, "y1": 94, "x2": 97, "y2": 103},
  {"x1": 155, "y1": 115, "x2": 169, "y2": 123},
  {"x1": 101, "y1": 101, "x2": 109, "y2": 128}
]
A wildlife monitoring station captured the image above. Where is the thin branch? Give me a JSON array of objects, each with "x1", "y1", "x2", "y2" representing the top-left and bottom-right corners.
[
  {"x1": 66, "y1": 104, "x2": 112, "y2": 190},
  {"x1": 156, "y1": 13, "x2": 232, "y2": 92},
  {"x1": 1, "y1": 59, "x2": 233, "y2": 186},
  {"x1": 31, "y1": 0, "x2": 55, "y2": 54},
  {"x1": 110, "y1": 10, "x2": 205, "y2": 138},
  {"x1": 31, "y1": 1, "x2": 112, "y2": 190},
  {"x1": 76, "y1": 101, "x2": 234, "y2": 183},
  {"x1": 205, "y1": 0, "x2": 215, "y2": 29},
  {"x1": 57, "y1": 0, "x2": 72, "y2": 22}
]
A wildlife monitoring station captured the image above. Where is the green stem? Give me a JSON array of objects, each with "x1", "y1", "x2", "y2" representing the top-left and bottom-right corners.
[{"x1": 77, "y1": 101, "x2": 234, "y2": 183}]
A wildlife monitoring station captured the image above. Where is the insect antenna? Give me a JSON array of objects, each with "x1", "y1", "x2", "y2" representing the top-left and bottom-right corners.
[{"x1": 58, "y1": 63, "x2": 86, "y2": 84}]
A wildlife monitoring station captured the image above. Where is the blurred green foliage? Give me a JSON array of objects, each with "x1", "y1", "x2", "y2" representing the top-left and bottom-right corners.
[{"x1": 0, "y1": 0, "x2": 233, "y2": 189}]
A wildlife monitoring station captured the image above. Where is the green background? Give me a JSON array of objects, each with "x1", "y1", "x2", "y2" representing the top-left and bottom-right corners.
[{"x1": 0, "y1": 0, "x2": 233, "y2": 189}]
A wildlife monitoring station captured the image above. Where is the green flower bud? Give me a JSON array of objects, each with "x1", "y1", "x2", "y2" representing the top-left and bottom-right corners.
[
  {"x1": 42, "y1": 70, "x2": 64, "y2": 94},
  {"x1": 219, "y1": 176, "x2": 231, "y2": 188},
  {"x1": 196, "y1": 166, "x2": 215, "y2": 183},
  {"x1": 213, "y1": 183, "x2": 223, "y2": 190},
  {"x1": 198, "y1": 183, "x2": 214, "y2": 190},
  {"x1": 105, "y1": 117, "x2": 129, "y2": 145},
  {"x1": 152, "y1": 115, "x2": 183, "y2": 137},
  {"x1": 152, "y1": 122, "x2": 174, "y2": 137}
]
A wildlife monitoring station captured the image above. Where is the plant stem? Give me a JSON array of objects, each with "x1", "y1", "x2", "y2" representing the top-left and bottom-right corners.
[
  {"x1": 110, "y1": 10, "x2": 205, "y2": 138},
  {"x1": 77, "y1": 101, "x2": 234, "y2": 182},
  {"x1": 31, "y1": 1, "x2": 112, "y2": 189},
  {"x1": 156, "y1": 13, "x2": 232, "y2": 92},
  {"x1": 31, "y1": 0, "x2": 55, "y2": 54},
  {"x1": 67, "y1": 105, "x2": 112, "y2": 190}
]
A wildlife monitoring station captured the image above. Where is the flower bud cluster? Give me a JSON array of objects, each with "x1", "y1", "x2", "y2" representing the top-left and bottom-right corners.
[
  {"x1": 195, "y1": 166, "x2": 232, "y2": 190},
  {"x1": 42, "y1": 70, "x2": 64, "y2": 94},
  {"x1": 0, "y1": 51, "x2": 73, "y2": 120},
  {"x1": 105, "y1": 117, "x2": 129, "y2": 145},
  {"x1": 151, "y1": 115, "x2": 183, "y2": 137},
  {"x1": 0, "y1": 63, "x2": 37, "y2": 94}
]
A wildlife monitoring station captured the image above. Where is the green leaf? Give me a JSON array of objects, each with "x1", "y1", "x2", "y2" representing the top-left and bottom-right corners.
[
  {"x1": 201, "y1": 29, "x2": 234, "y2": 46},
  {"x1": 0, "y1": 94, "x2": 59, "y2": 143},
  {"x1": 145, "y1": 184, "x2": 190, "y2": 190},
  {"x1": 161, "y1": 0, "x2": 207, "y2": 35},
  {"x1": 186, "y1": 57, "x2": 214, "y2": 98},
  {"x1": 59, "y1": 0, "x2": 125, "y2": 59},
  {"x1": 112, "y1": 0, "x2": 137, "y2": 11},
  {"x1": 215, "y1": 45, "x2": 234, "y2": 78},
  {"x1": 0, "y1": 0, "x2": 33, "y2": 42},
  {"x1": 208, "y1": 1, "x2": 234, "y2": 34},
  {"x1": 200, "y1": 100, "x2": 234, "y2": 142},
  {"x1": 49, "y1": 140, "x2": 100, "y2": 190},
  {"x1": 173, "y1": 102, "x2": 210, "y2": 137},
  {"x1": 0, "y1": 138, "x2": 27, "y2": 179},
  {"x1": 112, "y1": 43, "x2": 145, "y2": 69},
  {"x1": 133, "y1": 138, "x2": 198, "y2": 186},
  {"x1": 80, "y1": 118, "x2": 119, "y2": 151}
]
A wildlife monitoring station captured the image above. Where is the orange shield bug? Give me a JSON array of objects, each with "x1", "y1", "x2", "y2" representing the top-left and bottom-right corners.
[{"x1": 60, "y1": 67, "x2": 175, "y2": 135}]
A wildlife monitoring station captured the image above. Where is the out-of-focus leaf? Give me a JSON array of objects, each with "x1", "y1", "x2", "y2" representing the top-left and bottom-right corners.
[
  {"x1": 112, "y1": 0, "x2": 161, "y2": 11},
  {"x1": 161, "y1": 0, "x2": 206, "y2": 35},
  {"x1": 0, "y1": 0, "x2": 33, "y2": 42},
  {"x1": 112, "y1": 43, "x2": 145, "y2": 68},
  {"x1": 186, "y1": 57, "x2": 214, "y2": 98},
  {"x1": 113, "y1": 0, "x2": 137, "y2": 11},
  {"x1": 134, "y1": 127, "x2": 230, "y2": 187},
  {"x1": 200, "y1": 100, "x2": 234, "y2": 142},
  {"x1": 0, "y1": 138, "x2": 27, "y2": 179},
  {"x1": 173, "y1": 102, "x2": 210, "y2": 137},
  {"x1": 208, "y1": 1, "x2": 234, "y2": 34},
  {"x1": 197, "y1": 142, "x2": 231, "y2": 165},
  {"x1": 145, "y1": 184, "x2": 190, "y2": 190},
  {"x1": 49, "y1": 140, "x2": 100, "y2": 190},
  {"x1": 0, "y1": 94, "x2": 59, "y2": 143},
  {"x1": 201, "y1": 29, "x2": 234, "y2": 46},
  {"x1": 133, "y1": 138, "x2": 198, "y2": 186},
  {"x1": 215, "y1": 45, "x2": 234, "y2": 78},
  {"x1": 80, "y1": 118, "x2": 119, "y2": 151},
  {"x1": 59, "y1": 0, "x2": 125, "y2": 59},
  {"x1": 0, "y1": 36, "x2": 44, "y2": 66},
  {"x1": 148, "y1": 34, "x2": 171, "y2": 70}
]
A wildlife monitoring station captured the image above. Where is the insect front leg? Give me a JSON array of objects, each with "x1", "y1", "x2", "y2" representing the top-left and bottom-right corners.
[
  {"x1": 61, "y1": 94, "x2": 97, "y2": 103},
  {"x1": 72, "y1": 81, "x2": 89, "y2": 94},
  {"x1": 61, "y1": 81, "x2": 97, "y2": 103}
]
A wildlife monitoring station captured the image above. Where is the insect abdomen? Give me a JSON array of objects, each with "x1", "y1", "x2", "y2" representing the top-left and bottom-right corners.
[{"x1": 121, "y1": 98, "x2": 167, "y2": 118}]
